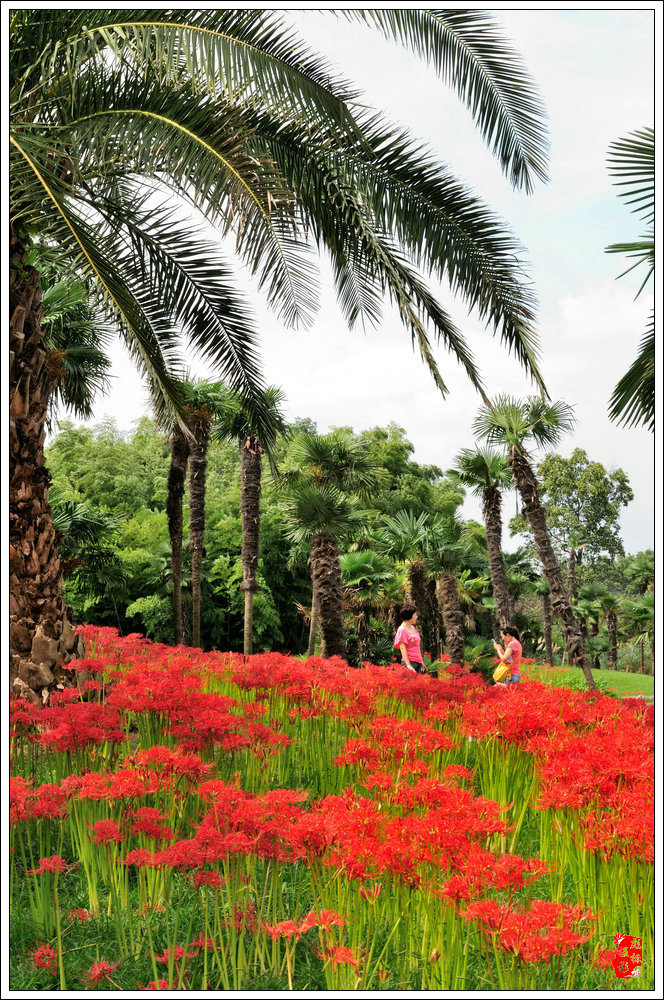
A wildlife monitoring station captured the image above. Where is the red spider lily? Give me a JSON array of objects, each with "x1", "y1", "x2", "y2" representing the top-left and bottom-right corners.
[
  {"x1": 122, "y1": 848, "x2": 155, "y2": 868},
  {"x1": 154, "y1": 945, "x2": 188, "y2": 965},
  {"x1": 132, "y1": 806, "x2": 174, "y2": 841},
  {"x1": 26, "y1": 855, "x2": 77, "y2": 875},
  {"x1": 30, "y1": 943, "x2": 58, "y2": 975},
  {"x1": 262, "y1": 919, "x2": 302, "y2": 940},
  {"x1": 359, "y1": 883, "x2": 382, "y2": 902},
  {"x1": 89, "y1": 818, "x2": 124, "y2": 845},
  {"x1": 299, "y1": 909, "x2": 345, "y2": 933},
  {"x1": 462, "y1": 899, "x2": 597, "y2": 963},
  {"x1": 187, "y1": 934, "x2": 216, "y2": 954},
  {"x1": 314, "y1": 944, "x2": 362, "y2": 972},
  {"x1": 139, "y1": 979, "x2": 170, "y2": 990},
  {"x1": 66, "y1": 908, "x2": 94, "y2": 921},
  {"x1": 83, "y1": 959, "x2": 120, "y2": 985},
  {"x1": 192, "y1": 870, "x2": 226, "y2": 889}
]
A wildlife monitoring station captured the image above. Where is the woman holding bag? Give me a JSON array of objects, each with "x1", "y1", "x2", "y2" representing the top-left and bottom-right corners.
[{"x1": 493, "y1": 626, "x2": 522, "y2": 686}]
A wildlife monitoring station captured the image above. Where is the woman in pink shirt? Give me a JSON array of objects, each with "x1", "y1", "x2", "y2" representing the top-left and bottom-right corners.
[
  {"x1": 393, "y1": 604, "x2": 426, "y2": 674},
  {"x1": 493, "y1": 626, "x2": 522, "y2": 685}
]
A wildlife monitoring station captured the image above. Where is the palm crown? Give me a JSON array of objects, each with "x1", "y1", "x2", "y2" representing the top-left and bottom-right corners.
[
  {"x1": 473, "y1": 396, "x2": 576, "y2": 453},
  {"x1": 11, "y1": 8, "x2": 550, "y2": 417}
]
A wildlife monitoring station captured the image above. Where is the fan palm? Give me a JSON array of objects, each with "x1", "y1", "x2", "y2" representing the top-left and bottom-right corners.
[
  {"x1": 280, "y1": 431, "x2": 380, "y2": 659},
  {"x1": 450, "y1": 446, "x2": 513, "y2": 627},
  {"x1": 340, "y1": 549, "x2": 395, "y2": 664},
  {"x1": 425, "y1": 515, "x2": 480, "y2": 668},
  {"x1": 10, "y1": 10, "x2": 548, "y2": 688},
  {"x1": 474, "y1": 395, "x2": 596, "y2": 689},
  {"x1": 533, "y1": 577, "x2": 554, "y2": 665},
  {"x1": 374, "y1": 510, "x2": 434, "y2": 648},
  {"x1": 605, "y1": 126, "x2": 654, "y2": 431}
]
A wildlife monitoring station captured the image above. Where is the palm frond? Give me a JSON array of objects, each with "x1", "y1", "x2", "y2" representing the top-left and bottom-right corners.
[
  {"x1": 606, "y1": 126, "x2": 654, "y2": 224},
  {"x1": 339, "y1": 8, "x2": 549, "y2": 192},
  {"x1": 608, "y1": 313, "x2": 654, "y2": 432}
]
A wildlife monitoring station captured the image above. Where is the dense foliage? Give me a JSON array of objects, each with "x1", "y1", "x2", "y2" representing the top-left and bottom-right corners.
[{"x1": 45, "y1": 417, "x2": 652, "y2": 672}]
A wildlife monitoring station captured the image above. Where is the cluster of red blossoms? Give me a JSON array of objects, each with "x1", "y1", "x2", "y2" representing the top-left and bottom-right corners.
[{"x1": 12, "y1": 624, "x2": 653, "y2": 988}]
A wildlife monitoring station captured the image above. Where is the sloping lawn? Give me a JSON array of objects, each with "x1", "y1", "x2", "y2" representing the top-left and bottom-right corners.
[{"x1": 520, "y1": 661, "x2": 654, "y2": 697}]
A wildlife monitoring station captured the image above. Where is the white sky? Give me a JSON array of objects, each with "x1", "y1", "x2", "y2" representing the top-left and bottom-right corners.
[{"x1": 71, "y1": 6, "x2": 659, "y2": 556}]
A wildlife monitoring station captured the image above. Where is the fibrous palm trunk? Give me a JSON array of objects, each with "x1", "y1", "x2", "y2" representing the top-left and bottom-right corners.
[
  {"x1": 306, "y1": 580, "x2": 320, "y2": 657},
  {"x1": 425, "y1": 577, "x2": 441, "y2": 661},
  {"x1": 240, "y1": 433, "x2": 263, "y2": 655},
  {"x1": 166, "y1": 426, "x2": 190, "y2": 645},
  {"x1": 311, "y1": 531, "x2": 346, "y2": 660},
  {"x1": 438, "y1": 572, "x2": 465, "y2": 667},
  {"x1": 607, "y1": 610, "x2": 618, "y2": 670},
  {"x1": 9, "y1": 229, "x2": 83, "y2": 699},
  {"x1": 509, "y1": 446, "x2": 594, "y2": 689},
  {"x1": 542, "y1": 590, "x2": 554, "y2": 665},
  {"x1": 482, "y1": 485, "x2": 512, "y2": 628},
  {"x1": 408, "y1": 558, "x2": 428, "y2": 625},
  {"x1": 567, "y1": 547, "x2": 582, "y2": 602},
  {"x1": 590, "y1": 619, "x2": 600, "y2": 669},
  {"x1": 356, "y1": 602, "x2": 372, "y2": 665},
  {"x1": 188, "y1": 413, "x2": 211, "y2": 649}
]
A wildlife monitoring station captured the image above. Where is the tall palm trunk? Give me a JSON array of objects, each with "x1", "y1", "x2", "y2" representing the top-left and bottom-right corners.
[
  {"x1": 567, "y1": 547, "x2": 582, "y2": 602},
  {"x1": 307, "y1": 585, "x2": 320, "y2": 657},
  {"x1": 9, "y1": 230, "x2": 82, "y2": 698},
  {"x1": 408, "y1": 558, "x2": 428, "y2": 625},
  {"x1": 438, "y1": 572, "x2": 465, "y2": 667},
  {"x1": 509, "y1": 445, "x2": 594, "y2": 689},
  {"x1": 188, "y1": 413, "x2": 211, "y2": 649},
  {"x1": 482, "y1": 485, "x2": 512, "y2": 627},
  {"x1": 356, "y1": 602, "x2": 372, "y2": 664},
  {"x1": 166, "y1": 426, "x2": 190, "y2": 645},
  {"x1": 240, "y1": 433, "x2": 262, "y2": 655},
  {"x1": 541, "y1": 589, "x2": 553, "y2": 665},
  {"x1": 311, "y1": 531, "x2": 346, "y2": 659},
  {"x1": 607, "y1": 610, "x2": 618, "y2": 670},
  {"x1": 590, "y1": 618, "x2": 600, "y2": 669},
  {"x1": 426, "y1": 577, "x2": 441, "y2": 660}
]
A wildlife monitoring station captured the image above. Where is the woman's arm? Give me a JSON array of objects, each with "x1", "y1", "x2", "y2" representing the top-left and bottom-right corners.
[
  {"x1": 399, "y1": 642, "x2": 416, "y2": 671},
  {"x1": 492, "y1": 642, "x2": 512, "y2": 663}
]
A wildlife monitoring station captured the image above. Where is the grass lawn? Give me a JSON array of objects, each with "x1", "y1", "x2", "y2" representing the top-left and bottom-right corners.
[{"x1": 521, "y1": 661, "x2": 654, "y2": 697}]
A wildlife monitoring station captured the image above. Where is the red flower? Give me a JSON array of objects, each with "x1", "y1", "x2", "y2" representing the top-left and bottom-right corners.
[
  {"x1": 30, "y1": 944, "x2": 58, "y2": 975},
  {"x1": 67, "y1": 908, "x2": 94, "y2": 922},
  {"x1": 27, "y1": 855, "x2": 76, "y2": 875},
  {"x1": 262, "y1": 919, "x2": 301, "y2": 940},
  {"x1": 89, "y1": 818, "x2": 124, "y2": 845},
  {"x1": 83, "y1": 959, "x2": 120, "y2": 985}
]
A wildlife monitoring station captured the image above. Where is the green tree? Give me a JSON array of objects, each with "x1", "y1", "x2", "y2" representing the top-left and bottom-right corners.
[
  {"x1": 474, "y1": 395, "x2": 596, "y2": 690},
  {"x1": 10, "y1": 9, "x2": 549, "y2": 689},
  {"x1": 605, "y1": 126, "x2": 654, "y2": 431},
  {"x1": 509, "y1": 449, "x2": 633, "y2": 573},
  {"x1": 340, "y1": 550, "x2": 395, "y2": 665}
]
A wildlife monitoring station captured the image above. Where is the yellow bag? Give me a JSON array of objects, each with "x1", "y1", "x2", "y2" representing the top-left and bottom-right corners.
[{"x1": 493, "y1": 662, "x2": 510, "y2": 683}]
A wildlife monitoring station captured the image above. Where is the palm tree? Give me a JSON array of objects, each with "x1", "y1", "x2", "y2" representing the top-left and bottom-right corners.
[
  {"x1": 533, "y1": 577, "x2": 554, "y2": 665},
  {"x1": 620, "y1": 592, "x2": 655, "y2": 674},
  {"x1": 605, "y1": 126, "x2": 654, "y2": 431},
  {"x1": 281, "y1": 432, "x2": 380, "y2": 659},
  {"x1": 374, "y1": 510, "x2": 435, "y2": 651},
  {"x1": 598, "y1": 592, "x2": 621, "y2": 670},
  {"x1": 626, "y1": 551, "x2": 655, "y2": 595},
  {"x1": 10, "y1": 10, "x2": 549, "y2": 689},
  {"x1": 340, "y1": 550, "x2": 395, "y2": 665},
  {"x1": 450, "y1": 447, "x2": 513, "y2": 628},
  {"x1": 165, "y1": 424, "x2": 191, "y2": 646},
  {"x1": 213, "y1": 386, "x2": 288, "y2": 655},
  {"x1": 474, "y1": 396, "x2": 596, "y2": 690},
  {"x1": 425, "y1": 516, "x2": 480, "y2": 668}
]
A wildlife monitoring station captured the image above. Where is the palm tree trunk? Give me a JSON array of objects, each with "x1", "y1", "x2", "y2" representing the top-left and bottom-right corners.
[
  {"x1": 240, "y1": 433, "x2": 262, "y2": 655},
  {"x1": 9, "y1": 230, "x2": 82, "y2": 698},
  {"x1": 426, "y1": 577, "x2": 441, "y2": 660},
  {"x1": 188, "y1": 413, "x2": 211, "y2": 649},
  {"x1": 438, "y1": 572, "x2": 465, "y2": 667},
  {"x1": 166, "y1": 426, "x2": 190, "y2": 645},
  {"x1": 311, "y1": 531, "x2": 346, "y2": 659},
  {"x1": 482, "y1": 486, "x2": 512, "y2": 627},
  {"x1": 408, "y1": 558, "x2": 428, "y2": 626},
  {"x1": 510, "y1": 446, "x2": 594, "y2": 689},
  {"x1": 357, "y1": 603, "x2": 371, "y2": 664},
  {"x1": 567, "y1": 548, "x2": 576, "y2": 602},
  {"x1": 590, "y1": 619, "x2": 600, "y2": 669},
  {"x1": 542, "y1": 590, "x2": 553, "y2": 665},
  {"x1": 607, "y1": 610, "x2": 618, "y2": 670},
  {"x1": 307, "y1": 585, "x2": 320, "y2": 657}
]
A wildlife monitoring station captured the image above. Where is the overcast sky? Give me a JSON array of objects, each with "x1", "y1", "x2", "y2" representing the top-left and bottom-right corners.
[{"x1": 76, "y1": 6, "x2": 658, "y2": 556}]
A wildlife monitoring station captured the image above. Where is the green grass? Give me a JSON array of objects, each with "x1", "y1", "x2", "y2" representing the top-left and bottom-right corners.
[{"x1": 521, "y1": 662, "x2": 654, "y2": 697}]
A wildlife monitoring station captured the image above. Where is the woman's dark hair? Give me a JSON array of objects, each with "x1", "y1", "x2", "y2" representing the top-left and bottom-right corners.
[
  {"x1": 400, "y1": 604, "x2": 417, "y2": 622},
  {"x1": 501, "y1": 626, "x2": 520, "y2": 641}
]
